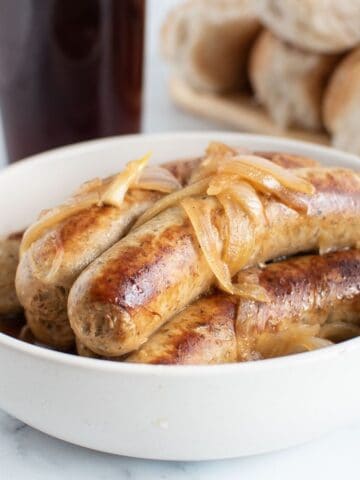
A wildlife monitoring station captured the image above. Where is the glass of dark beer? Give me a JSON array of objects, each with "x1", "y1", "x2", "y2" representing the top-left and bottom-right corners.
[{"x1": 0, "y1": 0, "x2": 145, "y2": 163}]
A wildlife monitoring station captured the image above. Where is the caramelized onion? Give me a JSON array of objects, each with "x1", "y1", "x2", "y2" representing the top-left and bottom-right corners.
[
  {"x1": 214, "y1": 179, "x2": 266, "y2": 223},
  {"x1": 206, "y1": 141, "x2": 237, "y2": 158},
  {"x1": 27, "y1": 232, "x2": 65, "y2": 283},
  {"x1": 290, "y1": 336, "x2": 333, "y2": 353},
  {"x1": 207, "y1": 173, "x2": 240, "y2": 196},
  {"x1": 272, "y1": 187, "x2": 310, "y2": 214},
  {"x1": 189, "y1": 142, "x2": 237, "y2": 184},
  {"x1": 21, "y1": 154, "x2": 159, "y2": 254},
  {"x1": 232, "y1": 282, "x2": 270, "y2": 302},
  {"x1": 134, "y1": 166, "x2": 182, "y2": 193},
  {"x1": 101, "y1": 153, "x2": 151, "y2": 207},
  {"x1": 133, "y1": 178, "x2": 209, "y2": 228},
  {"x1": 256, "y1": 325, "x2": 332, "y2": 359},
  {"x1": 20, "y1": 192, "x2": 101, "y2": 257},
  {"x1": 233, "y1": 269, "x2": 270, "y2": 302},
  {"x1": 320, "y1": 322, "x2": 360, "y2": 343},
  {"x1": 219, "y1": 159, "x2": 310, "y2": 213},
  {"x1": 180, "y1": 197, "x2": 234, "y2": 294},
  {"x1": 222, "y1": 155, "x2": 315, "y2": 194},
  {"x1": 181, "y1": 194, "x2": 269, "y2": 301},
  {"x1": 42, "y1": 243, "x2": 64, "y2": 283},
  {"x1": 217, "y1": 192, "x2": 254, "y2": 272},
  {"x1": 21, "y1": 143, "x2": 318, "y2": 302},
  {"x1": 159, "y1": 149, "x2": 316, "y2": 298}
]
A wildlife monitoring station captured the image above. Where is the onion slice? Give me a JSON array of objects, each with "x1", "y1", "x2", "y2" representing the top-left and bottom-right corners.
[
  {"x1": 189, "y1": 142, "x2": 237, "y2": 184},
  {"x1": 27, "y1": 233, "x2": 65, "y2": 284},
  {"x1": 21, "y1": 154, "x2": 152, "y2": 255},
  {"x1": 232, "y1": 282, "x2": 270, "y2": 302},
  {"x1": 222, "y1": 155, "x2": 315, "y2": 194},
  {"x1": 181, "y1": 194, "x2": 268, "y2": 301},
  {"x1": 320, "y1": 321, "x2": 360, "y2": 342},
  {"x1": 227, "y1": 182, "x2": 265, "y2": 223},
  {"x1": 210, "y1": 178, "x2": 266, "y2": 223},
  {"x1": 42, "y1": 242, "x2": 65, "y2": 283},
  {"x1": 133, "y1": 178, "x2": 209, "y2": 228},
  {"x1": 134, "y1": 166, "x2": 182, "y2": 193},
  {"x1": 217, "y1": 192, "x2": 254, "y2": 273},
  {"x1": 20, "y1": 192, "x2": 101, "y2": 257},
  {"x1": 256, "y1": 325, "x2": 332, "y2": 359},
  {"x1": 207, "y1": 173, "x2": 240, "y2": 196},
  {"x1": 219, "y1": 159, "x2": 310, "y2": 212},
  {"x1": 206, "y1": 141, "x2": 238, "y2": 158},
  {"x1": 101, "y1": 153, "x2": 151, "y2": 207},
  {"x1": 180, "y1": 197, "x2": 234, "y2": 294}
]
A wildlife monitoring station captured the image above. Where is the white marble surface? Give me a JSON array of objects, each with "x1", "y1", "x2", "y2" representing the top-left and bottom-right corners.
[
  {"x1": 1, "y1": 1, "x2": 360, "y2": 478},
  {"x1": 1, "y1": 412, "x2": 360, "y2": 479}
]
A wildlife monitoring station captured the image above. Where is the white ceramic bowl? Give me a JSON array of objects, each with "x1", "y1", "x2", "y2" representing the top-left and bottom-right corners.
[{"x1": 0, "y1": 132, "x2": 360, "y2": 461}]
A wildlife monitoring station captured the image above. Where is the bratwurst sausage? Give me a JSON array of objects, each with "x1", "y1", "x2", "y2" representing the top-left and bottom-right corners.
[
  {"x1": 0, "y1": 232, "x2": 23, "y2": 316},
  {"x1": 15, "y1": 157, "x2": 201, "y2": 349},
  {"x1": 127, "y1": 249, "x2": 360, "y2": 364},
  {"x1": 127, "y1": 293, "x2": 238, "y2": 364},
  {"x1": 69, "y1": 164, "x2": 360, "y2": 357},
  {"x1": 15, "y1": 150, "x2": 311, "y2": 349}
]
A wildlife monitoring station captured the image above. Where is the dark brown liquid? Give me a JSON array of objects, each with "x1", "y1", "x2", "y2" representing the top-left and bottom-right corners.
[
  {"x1": 0, "y1": 0, "x2": 145, "y2": 163},
  {"x1": 0, "y1": 312, "x2": 26, "y2": 339}
]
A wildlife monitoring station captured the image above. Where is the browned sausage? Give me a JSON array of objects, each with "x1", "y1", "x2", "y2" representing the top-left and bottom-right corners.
[
  {"x1": 0, "y1": 232, "x2": 23, "y2": 316},
  {"x1": 127, "y1": 250, "x2": 360, "y2": 364},
  {"x1": 74, "y1": 152, "x2": 318, "y2": 359},
  {"x1": 15, "y1": 157, "x2": 201, "y2": 349},
  {"x1": 127, "y1": 293, "x2": 237, "y2": 364},
  {"x1": 68, "y1": 164, "x2": 360, "y2": 357},
  {"x1": 13, "y1": 150, "x2": 314, "y2": 350},
  {"x1": 236, "y1": 249, "x2": 360, "y2": 360},
  {"x1": 75, "y1": 337, "x2": 128, "y2": 361}
]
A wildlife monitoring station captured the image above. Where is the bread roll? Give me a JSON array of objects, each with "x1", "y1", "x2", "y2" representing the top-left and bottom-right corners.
[
  {"x1": 161, "y1": 0, "x2": 261, "y2": 92},
  {"x1": 249, "y1": 30, "x2": 339, "y2": 131},
  {"x1": 323, "y1": 47, "x2": 360, "y2": 155},
  {"x1": 254, "y1": 0, "x2": 360, "y2": 53}
]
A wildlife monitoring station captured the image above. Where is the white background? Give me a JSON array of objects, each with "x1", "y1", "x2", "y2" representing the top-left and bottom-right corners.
[{"x1": 1, "y1": 1, "x2": 360, "y2": 478}]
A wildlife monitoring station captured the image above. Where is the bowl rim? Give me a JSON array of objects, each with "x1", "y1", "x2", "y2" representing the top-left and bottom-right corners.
[
  {"x1": 1, "y1": 131, "x2": 359, "y2": 377},
  {"x1": 5, "y1": 130, "x2": 360, "y2": 173},
  {"x1": 1, "y1": 330, "x2": 359, "y2": 376}
]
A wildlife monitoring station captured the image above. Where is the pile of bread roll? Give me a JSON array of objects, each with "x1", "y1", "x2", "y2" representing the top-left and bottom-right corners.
[{"x1": 162, "y1": 0, "x2": 360, "y2": 155}]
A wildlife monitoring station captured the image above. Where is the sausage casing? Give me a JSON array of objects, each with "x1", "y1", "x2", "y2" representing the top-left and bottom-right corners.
[
  {"x1": 0, "y1": 232, "x2": 23, "y2": 316},
  {"x1": 69, "y1": 165, "x2": 360, "y2": 357},
  {"x1": 15, "y1": 158, "x2": 200, "y2": 349},
  {"x1": 128, "y1": 249, "x2": 360, "y2": 364}
]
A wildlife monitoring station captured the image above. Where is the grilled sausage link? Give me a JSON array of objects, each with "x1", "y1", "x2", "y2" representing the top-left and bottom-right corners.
[
  {"x1": 236, "y1": 250, "x2": 360, "y2": 360},
  {"x1": 0, "y1": 232, "x2": 23, "y2": 316},
  {"x1": 127, "y1": 294, "x2": 237, "y2": 364},
  {"x1": 15, "y1": 158, "x2": 200, "y2": 350},
  {"x1": 74, "y1": 152, "x2": 317, "y2": 359},
  {"x1": 69, "y1": 164, "x2": 360, "y2": 357},
  {"x1": 127, "y1": 250, "x2": 360, "y2": 364}
]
